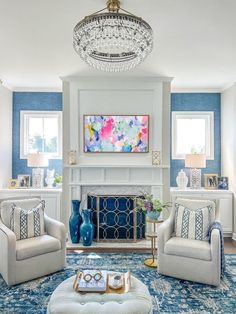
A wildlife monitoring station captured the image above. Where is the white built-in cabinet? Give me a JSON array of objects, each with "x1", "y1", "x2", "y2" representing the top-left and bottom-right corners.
[
  {"x1": 0, "y1": 189, "x2": 62, "y2": 221},
  {"x1": 170, "y1": 188, "x2": 233, "y2": 236}
]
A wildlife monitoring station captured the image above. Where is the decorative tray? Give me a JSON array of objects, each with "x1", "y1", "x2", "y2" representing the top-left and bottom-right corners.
[{"x1": 73, "y1": 270, "x2": 131, "y2": 294}]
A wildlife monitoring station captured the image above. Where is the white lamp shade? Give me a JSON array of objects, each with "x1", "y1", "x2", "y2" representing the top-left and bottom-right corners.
[
  {"x1": 185, "y1": 154, "x2": 206, "y2": 168},
  {"x1": 27, "y1": 153, "x2": 49, "y2": 167}
]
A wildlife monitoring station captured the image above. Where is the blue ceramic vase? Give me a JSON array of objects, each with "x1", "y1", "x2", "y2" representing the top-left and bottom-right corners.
[
  {"x1": 69, "y1": 200, "x2": 81, "y2": 244},
  {"x1": 147, "y1": 211, "x2": 160, "y2": 221},
  {"x1": 80, "y1": 209, "x2": 94, "y2": 246}
]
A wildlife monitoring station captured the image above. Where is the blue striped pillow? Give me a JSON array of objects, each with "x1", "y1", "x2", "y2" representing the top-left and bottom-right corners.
[
  {"x1": 174, "y1": 203, "x2": 215, "y2": 241},
  {"x1": 10, "y1": 201, "x2": 45, "y2": 240}
]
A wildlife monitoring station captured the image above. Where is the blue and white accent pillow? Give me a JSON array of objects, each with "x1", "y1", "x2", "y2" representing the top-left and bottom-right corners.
[
  {"x1": 10, "y1": 201, "x2": 45, "y2": 240},
  {"x1": 175, "y1": 203, "x2": 215, "y2": 241}
]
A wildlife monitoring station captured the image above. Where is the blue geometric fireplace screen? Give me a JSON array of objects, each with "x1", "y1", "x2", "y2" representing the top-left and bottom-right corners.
[{"x1": 87, "y1": 194, "x2": 145, "y2": 242}]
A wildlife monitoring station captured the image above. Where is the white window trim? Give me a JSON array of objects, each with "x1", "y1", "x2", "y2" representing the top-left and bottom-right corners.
[
  {"x1": 20, "y1": 110, "x2": 62, "y2": 159},
  {"x1": 172, "y1": 111, "x2": 214, "y2": 160}
]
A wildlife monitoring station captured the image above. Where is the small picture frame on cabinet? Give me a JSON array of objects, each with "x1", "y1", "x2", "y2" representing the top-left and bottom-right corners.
[
  {"x1": 204, "y1": 174, "x2": 218, "y2": 190},
  {"x1": 8, "y1": 179, "x2": 19, "y2": 189},
  {"x1": 18, "y1": 175, "x2": 31, "y2": 189},
  {"x1": 218, "y1": 177, "x2": 229, "y2": 190}
]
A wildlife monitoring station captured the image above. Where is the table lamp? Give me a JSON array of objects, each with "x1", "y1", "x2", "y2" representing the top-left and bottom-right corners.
[
  {"x1": 27, "y1": 153, "x2": 49, "y2": 188},
  {"x1": 185, "y1": 154, "x2": 206, "y2": 189}
]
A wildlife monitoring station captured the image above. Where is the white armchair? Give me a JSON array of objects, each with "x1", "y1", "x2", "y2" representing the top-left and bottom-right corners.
[
  {"x1": 157, "y1": 198, "x2": 221, "y2": 286},
  {"x1": 0, "y1": 198, "x2": 66, "y2": 286}
]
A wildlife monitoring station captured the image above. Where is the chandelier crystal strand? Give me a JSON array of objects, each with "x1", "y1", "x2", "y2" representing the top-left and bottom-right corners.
[{"x1": 73, "y1": 0, "x2": 153, "y2": 72}]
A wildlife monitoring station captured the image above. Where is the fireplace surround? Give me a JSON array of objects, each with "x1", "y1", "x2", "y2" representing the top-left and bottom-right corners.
[{"x1": 62, "y1": 77, "x2": 172, "y2": 227}]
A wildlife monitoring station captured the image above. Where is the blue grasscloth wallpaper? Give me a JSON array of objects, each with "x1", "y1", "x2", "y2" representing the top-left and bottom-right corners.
[
  {"x1": 170, "y1": 93, "x2": 221, "y2": 187},
  {"x1": 12, "y1": 92, "x2": 63, "y2": 179}
]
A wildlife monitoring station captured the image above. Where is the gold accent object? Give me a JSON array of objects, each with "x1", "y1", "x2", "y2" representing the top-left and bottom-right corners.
[
  {"x1": 8, "y1": 179, "x2": 19, "y2": 189},
  {"x1": 73, "y1": 270, "x2": 131, "y2": 294},
  {"x1": 204, "y1": 173, "x2": 218, "y2": 190},
  {"x1": 107, "y1": 0, "x2": 120, "y2": 12},
  {"x1": 144, "y1": 218, "x2": 163, "y2": 268},
  {"x1": 144, "y1": 257, "x2": 158, "y2": 268},
  {"x1": 152, "y1": 151, "x2": 161, "y2": 166}
]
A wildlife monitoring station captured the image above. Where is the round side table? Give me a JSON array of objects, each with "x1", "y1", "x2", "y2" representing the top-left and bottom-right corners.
[{"x1": 144, "y1": 218, "x2": 163, "y2": 268}]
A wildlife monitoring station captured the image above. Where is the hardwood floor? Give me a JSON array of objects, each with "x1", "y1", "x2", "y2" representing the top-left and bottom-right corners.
[
  {"x1": 68, "y1": 238, "x2": 236, "y2": 254},
  {"x1": 224, "y1": 238, "x2": 236, "y2": 253}
]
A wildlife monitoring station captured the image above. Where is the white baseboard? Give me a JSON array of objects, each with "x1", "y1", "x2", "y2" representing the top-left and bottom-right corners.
[
  {"x1": 224, "y1": 234, "x2": 232, "y2": 238},
  {"x1": 232, "y1": 233, "x2": 236, "y2": 241}
]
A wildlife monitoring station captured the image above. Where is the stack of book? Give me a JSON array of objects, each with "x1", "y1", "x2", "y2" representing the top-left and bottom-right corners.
[{"x1": 77, "y1": 270, "x2": 107, "y2": 292}]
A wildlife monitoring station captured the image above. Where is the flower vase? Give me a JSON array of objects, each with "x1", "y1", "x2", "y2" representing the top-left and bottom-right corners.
[
  {"x1": 147, "y1": 211, "x2": 160, "y2": 221},
  {"x1": 69, "y1": 200, "x2": 81, "y2": 244},
  {"x1": 80, "y1": 209, "x2": 94, "y2": 246}
]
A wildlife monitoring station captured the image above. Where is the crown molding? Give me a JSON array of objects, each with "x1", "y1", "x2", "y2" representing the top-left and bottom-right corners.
[
  {"x1": 220, "y1": 82, "x2": 236, "y2": 92},
  {"x1": 60, "y1": 75, "x2": 174, "y2": 83},
  {"x1": 12, "y1": 86, "x2": 62, "y2": 92},
  {"x1": 171, "y1": 87, "x2": 222, "y2": 93}
]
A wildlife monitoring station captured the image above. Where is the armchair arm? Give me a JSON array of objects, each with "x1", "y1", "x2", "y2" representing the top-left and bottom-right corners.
[
  {"x1": 44, "y1": 215, "x2": 66, "y2": 249},
  {"x1": 210, "y1": 228, "x2": 221, "y2": 259},
  {"x1": 0, "y1": 219, "x2": 16, "y2": 285},
  {"x1": 210, "y1": 228, "x2": 221, "y2": 284},
  {"x1": 157, "y1": 216, "x2": 174, "y2": 253}
]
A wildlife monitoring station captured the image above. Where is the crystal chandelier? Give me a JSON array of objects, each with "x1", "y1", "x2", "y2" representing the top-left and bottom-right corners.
[{"x1": 73, "y1": 0, "x2": 153, "y2": 72}]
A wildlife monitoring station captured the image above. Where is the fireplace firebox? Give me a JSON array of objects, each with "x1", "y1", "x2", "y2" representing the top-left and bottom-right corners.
[{"x1": 87, "y1": 194, "x2": 145, "y2": 242}]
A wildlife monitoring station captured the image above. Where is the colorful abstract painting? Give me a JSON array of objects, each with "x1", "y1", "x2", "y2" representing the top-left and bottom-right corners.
[{"x1": 84, "y1": 115, "x2": 149, "y2": 153}]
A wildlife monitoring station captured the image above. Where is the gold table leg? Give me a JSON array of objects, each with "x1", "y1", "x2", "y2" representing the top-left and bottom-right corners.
[
  {"x1": 144, "y1": 220, "x2": 158, "y2": 268},
  {"x1": 144, "y1": 236, "x2": 157, "y2": 268}
]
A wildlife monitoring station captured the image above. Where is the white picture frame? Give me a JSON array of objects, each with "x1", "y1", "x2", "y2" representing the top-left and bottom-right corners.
[{"x1": 17, "y1": 174, "x2": 31, "y2": 188}]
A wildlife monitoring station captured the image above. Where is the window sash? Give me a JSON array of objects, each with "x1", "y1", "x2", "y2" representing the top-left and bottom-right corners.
[
  {"x1": 172, "y1": 111, "x2": 214, "y2": 160},
  {"x1": 20, "y1": 111, "x2": 62, "y2": 159}
]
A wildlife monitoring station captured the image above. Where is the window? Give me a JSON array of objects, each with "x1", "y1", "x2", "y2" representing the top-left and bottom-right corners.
[
  {"x1": 20, "y1": 111, "x2": 62, "y2": 159},
  {"x1": 172, "y1": 111, "x2": 214, "y2": 160}
]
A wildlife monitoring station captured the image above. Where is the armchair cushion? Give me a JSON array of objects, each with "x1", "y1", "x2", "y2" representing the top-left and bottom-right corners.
[
  {"x1": 16, "y1": 234, "x2": 61, "y2": 261},
  {"x1": 164, "y1": 237, "x2": 211, "y2": 261},
  {"x1": 174, "y1": 199, "x2": 215, "y2": 241},
  {"x1": 10, "y1": 201, "x2": 45, "y2": 240}
]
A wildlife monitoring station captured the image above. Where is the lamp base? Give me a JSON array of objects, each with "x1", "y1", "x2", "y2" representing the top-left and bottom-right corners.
[
  {"x1": 190, "y1": 168, "x2": 201, "y2": 189},
  {"x1": 32, "y1": 168, "x2": 44, "y2": 189}
]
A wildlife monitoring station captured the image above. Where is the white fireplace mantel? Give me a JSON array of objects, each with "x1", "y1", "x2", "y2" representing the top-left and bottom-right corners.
[
  {"x1": 66, "y1": 164, "x2": 169, "y2": 187},
  {"x1": 64, "y1": 164, "x2": 170, "y2": 169}
]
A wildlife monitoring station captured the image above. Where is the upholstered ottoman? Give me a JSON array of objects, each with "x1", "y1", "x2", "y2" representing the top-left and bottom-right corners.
[{"x1": 47, "y1": 274, "x2": 153, "y2": 314}]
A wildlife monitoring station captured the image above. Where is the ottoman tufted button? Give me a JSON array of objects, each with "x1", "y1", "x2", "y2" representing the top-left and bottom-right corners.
[
  {"x1": 81, "y1": 302, "x2": 85, "y2": 305},
  {"x1": 100, "y1": 301, "x2": 105, "y2": 305},
  {"x1": 118, "y1": 301, "x2": 123, "y2": 304}
]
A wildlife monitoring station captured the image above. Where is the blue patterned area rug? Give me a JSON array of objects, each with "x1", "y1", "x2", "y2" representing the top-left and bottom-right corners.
[{"x1": 0, "y1": 253, "x2": 236, "y2": 314}]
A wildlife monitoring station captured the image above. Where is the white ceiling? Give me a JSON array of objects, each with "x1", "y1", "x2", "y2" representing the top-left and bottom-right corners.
[{"x1": 0, "y1": 0, "x2": 236, "y2": 91}]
